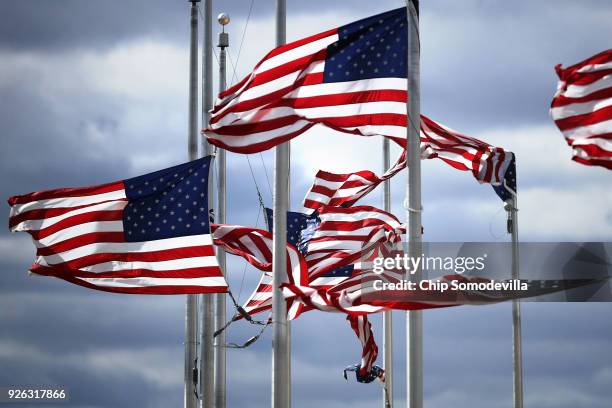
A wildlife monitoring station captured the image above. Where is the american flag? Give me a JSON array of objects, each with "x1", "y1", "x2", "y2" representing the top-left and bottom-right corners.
[
  {"x1": 236, "y1": 206, "x2": 404, "y2": 319},
  {"x1": 7, "y1": 157, "x2": 227, "y2": 294},
  {"x1": 551, "y1": 49, "x2": 612, "y2": 169},
  {"x1": 303, "y1": 115, "x2": 516, "y2": 212},
  {"x1": 204, "y1": 8, "x2": 409, "y2": 153}
]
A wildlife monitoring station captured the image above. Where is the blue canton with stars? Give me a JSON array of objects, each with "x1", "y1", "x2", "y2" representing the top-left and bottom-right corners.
[
  {"x1": 492, "y1": 153, "x2": 517, "y2": 203},
  {"x1": 123, "y1": 156, "x2": 213, "y2": 242},
  {"x1": 324, "y1": 7, "x2": 407, "y2": 83},
  {"x1": 265, "y1": 208, "x2": 354, "y2": 278}
]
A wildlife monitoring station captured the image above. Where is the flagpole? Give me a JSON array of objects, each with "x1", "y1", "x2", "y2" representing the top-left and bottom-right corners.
[
  {"x1": 507, "y1": 195, "x2": 524, "y2": 408},
  {"x1": 405, "y1": 2, "x2": 423, "y2": 408},
  {"x1": 199, "y1": 0, "x2": 215, "y2": 407},
  {"x1": 272, "y1": 0, "x2": 291, "y2": 407},
  {"x1": 214, "y1": 13, "x2": 230, "y2": 408},
  {"x1": 185, "y1": 2, "x2": 200, "y2": 408},
  {"x1": 382, "y1": 137, "x2": 394, "y2": 408}
]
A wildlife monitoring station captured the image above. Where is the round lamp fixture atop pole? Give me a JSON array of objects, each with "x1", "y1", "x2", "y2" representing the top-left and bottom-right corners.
[{"x1": 218, "y1": 13, "x2": 230, "y2": 26}]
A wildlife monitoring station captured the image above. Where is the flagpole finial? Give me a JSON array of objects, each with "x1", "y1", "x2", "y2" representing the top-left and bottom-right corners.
[{"x1": 218, "y1": 12, "x2": 230, "y2": 28}]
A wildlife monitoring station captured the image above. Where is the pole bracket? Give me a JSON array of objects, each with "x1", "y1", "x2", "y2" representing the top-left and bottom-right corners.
[{"x1": 403, "y1": 199, "x2": 423, "y2": 213}]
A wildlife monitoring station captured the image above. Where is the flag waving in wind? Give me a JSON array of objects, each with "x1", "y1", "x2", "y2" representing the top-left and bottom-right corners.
[
  {"x1": 204, "y1": 7, "x2": 408, "y2": 152},
  {"x1": 8, "y1": 157, "x2": 226, "y2": 294},
  {"x1": 551, "y1": 49, "x2": 612, "y2": 169}
]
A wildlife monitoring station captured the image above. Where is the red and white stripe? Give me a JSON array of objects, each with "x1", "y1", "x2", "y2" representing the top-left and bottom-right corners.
[
  {"x1": 303, "y1": 150, "x2": 406, "y2": 212},
  {"x1": 551, "y1": 49, "x2": 612, "y2": 169},
  {"x1": 347, "y1": 315, "x2": 379, "y2": 377},
  {"x1": 203, "y1": 28, "x2": 408, "y2": 153},
  {"x1": 8, "y1": 183, "x2": 226, "y2": 294}
]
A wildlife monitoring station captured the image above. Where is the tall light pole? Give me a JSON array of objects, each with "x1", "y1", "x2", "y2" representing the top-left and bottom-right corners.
[
  {"x1": 185, "y1": 2, "x2": 200, "y2": 408},
  {"x1": 214, "y1": 13, "x2": 230, "y2": 408}
]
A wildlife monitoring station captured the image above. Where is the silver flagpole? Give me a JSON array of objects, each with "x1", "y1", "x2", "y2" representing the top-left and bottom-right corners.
[
  {"x1": 200, "y1": 0, "x2": 215, "y2": 406},
  {"x1": 214, "y1": 13, "x2": 230, "y2": 408},
  {"x1": 506, "y1": 195, "x2": 524, "y2": 408},
  {"x1": 272, "y1": 0, "x2": 290, "y2": 407},
  {"x1": 382, "y1": 138, "x2": 393, "y2": 408},
  {"x1": 405, "y1": 1, "x2": 423, "y2": 408},
  {"x1": 186, "y1": 2, "x2": 200, "y2": 408}
]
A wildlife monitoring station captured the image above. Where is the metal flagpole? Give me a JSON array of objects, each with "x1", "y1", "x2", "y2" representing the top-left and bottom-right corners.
[
  {"x1": 382, "y1": 138, "x2": 393, "y2": 408},
  {"x1": 272, "y1": 0, "x2": 290, "y2": 407},
  {"x1": 405, "y1": 1, "x2": 423, "y2": 408},
  {"x1": 213, "y1": 13, "x2": 230, "y2": 408},
  {"x1": 199, "y1": 0, "x2": 215, "y2": 407},
  {"x1": 185, "y1": 2, "x2": 200, "y2": 408},
  {"x1": 506, "y1": 195, "x2": 524, "y2": 408}
]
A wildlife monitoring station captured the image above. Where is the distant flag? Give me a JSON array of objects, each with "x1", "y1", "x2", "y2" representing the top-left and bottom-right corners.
[
  {"x1": 551, "y1": 49, "x2": 612, "y2": 169},
  {"x1": 420, "y1": 115, "x2": 514, "y2": 185},
  {"x1": 492, "y1": 153, "x2": 517, "y2": 203},
  {"x1": 204, "y1": 8, "x2": 409, "y2": 153},
  {"x1": 7, "y1": 157, "x2": 227, "y2": 294}
]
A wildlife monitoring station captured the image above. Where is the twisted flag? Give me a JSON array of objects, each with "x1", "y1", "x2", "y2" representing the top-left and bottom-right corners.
[{"x1": 304, "y1": 115, "x2": 516, "y2": 211}]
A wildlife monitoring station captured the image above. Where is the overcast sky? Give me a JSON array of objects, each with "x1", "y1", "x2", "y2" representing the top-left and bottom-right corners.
[{"x1": 1, "y1": 1, "x2": 611, "y2": 407}]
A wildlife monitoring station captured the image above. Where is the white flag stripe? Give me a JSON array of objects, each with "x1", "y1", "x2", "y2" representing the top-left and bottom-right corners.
[
  {"x1": 289, "y1": 77, "x2": 406, "y2": 99},
  {"x1": 211, "y1": 120, "x2": 313, "y2": 147},
  {"x1": 256, "y1": 34, "x2": 338, "y2": 73},
  {"x1": 39, "y1": 234, "x2": 214, "y2": 265},
  {"x1": 562, "y1": 73, "x2": 612, "y2": 98},
  {"x1": 35, "y1": 221, "x2": 124, "y2": 248},
  {"x1": 11, "y1": 200, "x2": 128, "y2": 232},
  {"x1": 561, "y1": 118, "x2": 612, "y2": 140},
  {"x1": 77, "y1": 255, "x2": 219, "y2": 273},
  {"x1": 79, "y1": 276, "x2": 227, "y2": 288},
  {"x1": 11, "y1": 189, "x2": 127, "y2": 215},
  {"x1": 577, "y1": 62, "x2": 612, "y2": 73},
  {"x1": 550, "y1": 97, "x2": 612, "y2": 120},
  {"x1": 572, "y1": 136, "x2": 612, "y2": 150}
]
